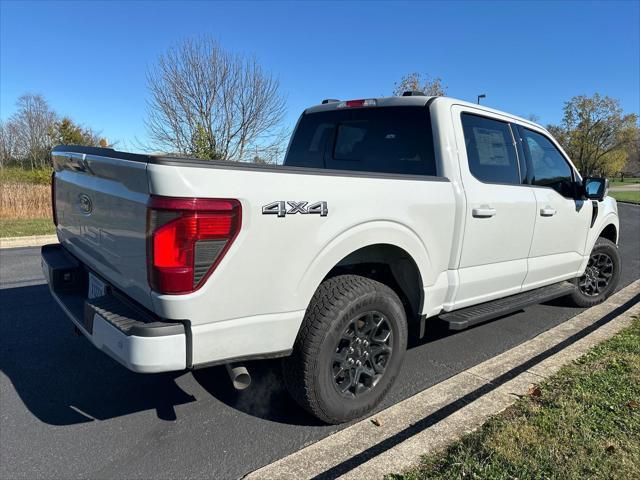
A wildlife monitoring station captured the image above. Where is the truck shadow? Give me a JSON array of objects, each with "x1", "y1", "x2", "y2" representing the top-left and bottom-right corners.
[
  {"x1": 192, "y1": 361, "x2": 325, "y2": 426},
  {"x1": 192, "y1": 316, "x2": 468, "y2": 425},
  {"x1": 1, "y1": 283, "x2": 572, "y2": 428},
  {"x1": 1, "y1": 283, "x2": 323, "y2": 427},
  {"x1": 0, "y1": 284, "x2": 196, "y2": 426}
]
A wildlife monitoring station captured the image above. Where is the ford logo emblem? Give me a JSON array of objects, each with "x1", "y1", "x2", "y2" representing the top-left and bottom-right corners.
[{"x1": 78, "y1": 194, "x2": 93, "y2": 214}]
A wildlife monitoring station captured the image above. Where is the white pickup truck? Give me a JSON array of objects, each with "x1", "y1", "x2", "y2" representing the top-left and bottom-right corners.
[{"x1": 42, "y1": 94, "x2": 620, "y2": 423}]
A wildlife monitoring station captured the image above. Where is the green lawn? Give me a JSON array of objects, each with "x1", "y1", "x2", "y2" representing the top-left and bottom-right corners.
[
  {"x1": 0, "y1": 218, "x2": 55, "y2": 237},
  {"x1": 609, "y1": 177, "x2": 640, "y2": 184},
  {"x1": 391, "y1": 317, "x2": 640, "y2": 480},
  {"x1": 610, "y1": 191, "x2": 640, "y2": 204}
]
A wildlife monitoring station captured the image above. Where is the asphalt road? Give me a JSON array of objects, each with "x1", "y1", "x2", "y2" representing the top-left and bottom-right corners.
[{"x1": 2, "y1": 203, "x2": 639, "y2": 480}]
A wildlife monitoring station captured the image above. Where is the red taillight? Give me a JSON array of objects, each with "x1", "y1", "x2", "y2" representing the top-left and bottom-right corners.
[
  {"x1": 51, "y1": 172, "x2": 58, "y2": 226},
  {"x1": 337, "y1": 99, "x2": 377, "y2": 108},
  {"x1": 147, "y1": 196, "x2": 241, "y2": 294}
]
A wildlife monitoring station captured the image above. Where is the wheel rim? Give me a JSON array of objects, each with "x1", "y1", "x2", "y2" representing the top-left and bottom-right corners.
[
  {"x1": 578, "y1": 252, "x2": 614, "y2": 297},
  {"x1": 331, "y1": 311, "x2": 393, "y2": 398}
]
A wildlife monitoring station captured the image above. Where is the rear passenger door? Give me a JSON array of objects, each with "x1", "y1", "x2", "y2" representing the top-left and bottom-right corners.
[
  {"x1": 516, "y1": 125, "x2": 592, "y2": 288},
  {"x1": 451, "y1": 107, "x2": 537, "y2": 309}
]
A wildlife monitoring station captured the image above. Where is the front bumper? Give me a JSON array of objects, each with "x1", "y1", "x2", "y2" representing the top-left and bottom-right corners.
[{"x1": 41, "y1": 244, "x2": 187, "y2": 373}]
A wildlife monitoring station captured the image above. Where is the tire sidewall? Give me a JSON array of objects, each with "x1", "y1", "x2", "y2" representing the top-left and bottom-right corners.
[
  {"x1": 314, "y1": 287, "x2": 407, "y2": 423},
  {"x1": 573, "y1": 238, "x2": 620, "y2": 306}
]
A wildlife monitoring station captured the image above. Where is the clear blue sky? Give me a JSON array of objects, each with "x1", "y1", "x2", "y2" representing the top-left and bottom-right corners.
[{"x1": 1, "y1": 0, "x2": 638, "y2": 151}]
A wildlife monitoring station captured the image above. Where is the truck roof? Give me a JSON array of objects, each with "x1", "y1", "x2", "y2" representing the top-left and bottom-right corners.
[
  {"x1": 304, "y1": 95, "x2": 433, "y2": 114},
  {"x1": 304, "y1": 95, "x2": 545, "y2": 133}
]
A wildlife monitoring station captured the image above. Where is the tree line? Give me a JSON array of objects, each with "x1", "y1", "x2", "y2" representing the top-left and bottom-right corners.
[
  {"x1": 0, "y1": 94, "x2": 108, "y2": 170},
  {"x1": 547, "y1": 94, "x2": 639, "y2": 178},
  {"x1": 1, "y1": 37, "x2": 638, "y2": 177}
]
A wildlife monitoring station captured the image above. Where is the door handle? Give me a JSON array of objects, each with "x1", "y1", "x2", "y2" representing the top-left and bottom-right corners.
[
  {"x1": 540, "y1": 207, "x2": 557, "y2": 217},
  {"x1": 472, "y1": 206, "x2": 497, "y2": 218}
]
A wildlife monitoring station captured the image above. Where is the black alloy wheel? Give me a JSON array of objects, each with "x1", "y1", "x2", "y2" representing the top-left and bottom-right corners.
[
  {"x1": 332, "y1": 311, "x2": 393, "y2": 397},
  {"x1": 578, "y1": 252, "x2": 615, "y2": 297}
]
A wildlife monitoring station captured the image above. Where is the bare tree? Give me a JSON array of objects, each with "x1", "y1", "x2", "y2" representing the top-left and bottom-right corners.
[
  {"x1": 393, "y1": 72, "x2": 446, "y2": 97},
  {"x1": 145, "y1": 37, "x2": 287, "y2": 161},
  {"x1": 10, "y1": 94, "x2": 57, "y2": 169},
  {"x1": 0, "y1": 120, "x2": 19, "y2": 168}
]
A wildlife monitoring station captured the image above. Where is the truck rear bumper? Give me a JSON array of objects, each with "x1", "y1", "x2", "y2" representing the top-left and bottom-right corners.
[{"x1": 41, "y1": 244, "x2": 187, "y2": 373}]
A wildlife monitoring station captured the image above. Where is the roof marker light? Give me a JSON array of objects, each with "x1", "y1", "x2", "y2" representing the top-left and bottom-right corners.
[{"x1": 337, "y1": 99, "x2": 377, "y2": 108}]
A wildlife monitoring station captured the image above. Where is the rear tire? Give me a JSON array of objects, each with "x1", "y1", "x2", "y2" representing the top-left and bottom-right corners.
[
  {"x1": 566, "y1": 237, "x2": 620, "y2": 308},
  {"x1": 283, "y1": 275, "x2": 407, "y2": 424}
]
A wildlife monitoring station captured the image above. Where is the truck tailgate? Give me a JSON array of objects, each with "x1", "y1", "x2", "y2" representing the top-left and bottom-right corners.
[{"x1": 52, "y1": 150, "x2": 152, "y2": 309}]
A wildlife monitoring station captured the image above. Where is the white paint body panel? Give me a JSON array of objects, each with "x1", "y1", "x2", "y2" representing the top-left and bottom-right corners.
[
  {"x1": 146, "y1": 165, "x2": 456, "y2": 364},
  {"x1": 449, "y1": 105, "x2": 537, "y2": 307},
  {"x1": 524, "y1": 187, "x2": 592, "y2": 288},
  {"x1": 50, "y1": 96, "x2": 620, "y2": 372}
]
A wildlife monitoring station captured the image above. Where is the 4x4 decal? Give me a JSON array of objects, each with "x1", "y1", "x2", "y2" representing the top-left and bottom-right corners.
[{"x1": 262, "y1": 201, "x2": 328, "y2": 217}]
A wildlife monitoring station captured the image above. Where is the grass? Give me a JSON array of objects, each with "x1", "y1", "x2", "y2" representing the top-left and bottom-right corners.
[
  {"x1": 0, "y1": 218, "x2": 55, "y2": 237},
  {"x1": 610, "y1": 191, "x2": 640, "y2": 204},
  {"x1": 609, "y1": 177, "x2": 640, "y2": 184},
  {"x1": 0, "y1": 166, "x2": 52, "y2": 185},
  {"x1": 391, "y1": 317, "x2": 640, "y2": 480},
  {"x1": 0, "y1": 169, "x2": 52, "y2": 237}
]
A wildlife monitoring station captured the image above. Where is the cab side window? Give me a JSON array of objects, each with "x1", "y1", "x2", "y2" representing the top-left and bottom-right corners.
[
  {"x1": 521, "y1": 128, "x2": 574, "y2": 197},
  {"x1": 461, "y1": 113, "x2": 520, "y2": 185}
]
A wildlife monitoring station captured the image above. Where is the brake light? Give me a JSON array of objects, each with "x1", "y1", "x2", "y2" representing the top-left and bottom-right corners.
[
  {"x1": 147, "y1": 196, "x2": 241, "y2": 294},
  {"x1": 51, "y1": 172, "x2": 58, "y2": 226},
  {"x1": 337, "y1": 99, "x2": 377, "y2": 108}
]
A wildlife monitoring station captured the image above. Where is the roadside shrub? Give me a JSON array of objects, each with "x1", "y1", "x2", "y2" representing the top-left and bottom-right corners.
[{"x1": 0, "y1": 167, "x2": 52, "y2": 185}]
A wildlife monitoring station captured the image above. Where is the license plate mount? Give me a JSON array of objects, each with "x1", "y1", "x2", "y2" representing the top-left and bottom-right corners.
[{"x1": 88, "y1": 272, "x2": 107, "y2": 299}]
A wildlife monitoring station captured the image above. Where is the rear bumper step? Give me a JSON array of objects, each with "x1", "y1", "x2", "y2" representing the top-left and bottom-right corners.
[
  {"x1": 440, "y1": 281, "x2": 576, "y2": 330},
  {"x1": 41, "y1": 243, "x2": 187, "y2": 373}
]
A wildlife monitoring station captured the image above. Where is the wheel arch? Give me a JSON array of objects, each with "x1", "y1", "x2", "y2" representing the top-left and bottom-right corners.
[
  {"x1": 579, "y1": 212, "x2": 619, "y2": 276},
  {"x1": 324, "y1": 243, "x2": 425, "y2": 326},
  {"x1": 598, "y1": 222, "x2": 618, "y2": 244},
  {"x1": 296, "y1": 221, "x2": 434, "y2": 327}
]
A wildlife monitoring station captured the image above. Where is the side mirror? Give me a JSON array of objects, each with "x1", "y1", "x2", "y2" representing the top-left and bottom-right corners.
[{"x1": 583, "y1": 177, "x2": 608, "y2": 201}]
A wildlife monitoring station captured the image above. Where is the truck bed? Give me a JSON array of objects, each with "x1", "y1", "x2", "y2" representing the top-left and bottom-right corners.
[{"x1": 51, "y1": 144, "x2": 456, "y2": 366}]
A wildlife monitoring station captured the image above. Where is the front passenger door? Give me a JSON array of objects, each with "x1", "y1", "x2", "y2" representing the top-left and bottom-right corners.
[{"x1": 517, "y1": 126, "x2": 592, "y2": 289}]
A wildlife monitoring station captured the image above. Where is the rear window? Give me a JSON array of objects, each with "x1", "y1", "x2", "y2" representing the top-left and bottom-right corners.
[{"x1": 284, "y1": 106, "x2": 437, "y2": 176}]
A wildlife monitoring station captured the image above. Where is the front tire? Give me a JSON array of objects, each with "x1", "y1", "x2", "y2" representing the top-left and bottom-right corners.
[
  {"x1": 283, "y1": 275, "x2": 407, "y2": 424},
  {"x1": 567, "y1": 237, "x2": 620, "y2": 307}
]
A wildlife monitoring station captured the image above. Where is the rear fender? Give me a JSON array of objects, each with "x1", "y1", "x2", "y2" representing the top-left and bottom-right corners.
[{"x1": 296, "y1": 220, "x2": 433, "y2": 311}]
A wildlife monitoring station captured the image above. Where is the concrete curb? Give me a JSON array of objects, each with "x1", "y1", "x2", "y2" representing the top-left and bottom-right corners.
[
  {"x1": 0, "y1": 234, "x2": 57, "y2": 249},
  {"x1": 247, "y1": 280, "x2": 640, "y2": 480}
]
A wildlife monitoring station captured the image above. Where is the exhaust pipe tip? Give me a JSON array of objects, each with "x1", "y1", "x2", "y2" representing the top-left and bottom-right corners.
[{"x1": 226, "y1": 363, "x2": 251, "y2": 390}]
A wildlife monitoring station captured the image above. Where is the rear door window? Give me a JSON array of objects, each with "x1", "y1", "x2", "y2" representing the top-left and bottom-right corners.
[
  {"x1": 285, "y1": 106, "x2": 437, "y2": 176},
  {"x1": 461, "y1": 113, "x2": 521, "y2": 185}
]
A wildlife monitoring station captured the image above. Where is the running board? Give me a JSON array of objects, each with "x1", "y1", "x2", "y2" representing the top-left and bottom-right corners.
[{"x1": 440, "y1": 281, "x2": 576, "y2": 331}]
